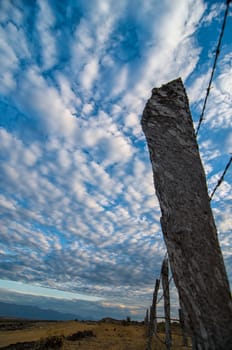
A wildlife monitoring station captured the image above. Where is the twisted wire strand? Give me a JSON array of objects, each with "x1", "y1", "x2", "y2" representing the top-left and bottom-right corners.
[
  {"x1": 195, "y1": 0, "x2": 231, "y2": 136},
  {"x1": 209, "y1": 155, "x2": 232, "y2": 201}
]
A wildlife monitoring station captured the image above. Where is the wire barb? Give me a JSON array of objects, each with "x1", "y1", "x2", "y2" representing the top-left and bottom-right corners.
[{"x1": 195, "y1": 0, "x2": 231, "y2": 136}]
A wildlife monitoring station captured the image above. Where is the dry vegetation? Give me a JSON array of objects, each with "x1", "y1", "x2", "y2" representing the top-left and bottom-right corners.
[{"x1": 0, "y1": 319, "x2": 190, "y2": 349}]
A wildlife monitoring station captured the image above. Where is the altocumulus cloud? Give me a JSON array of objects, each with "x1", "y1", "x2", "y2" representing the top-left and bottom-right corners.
[{"x1": 0, "y1": 0, "x2": 231, "y2": 320}]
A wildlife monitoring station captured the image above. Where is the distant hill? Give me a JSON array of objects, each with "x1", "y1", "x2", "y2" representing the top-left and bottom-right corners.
[
  {"x1": 0, "y1": 302, "x2": 80, "y2": 321},
  {"x1": 100, "y1": 317, "x2": 122, "y2": 324}
]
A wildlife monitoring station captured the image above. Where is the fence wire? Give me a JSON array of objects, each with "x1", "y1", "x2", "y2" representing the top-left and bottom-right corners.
[
  {"x1": 209, "y1": 155, "x2": 232, "y2": 201},
  {"x1": 156, "y1": 275, "x2": 173, "y2": 305},
  {"x1": 150, "y1": 318, "x2": 192, "y2": 349},
  {"x1": 195, "y1": 0, "x2": 231, "y2": 136}
]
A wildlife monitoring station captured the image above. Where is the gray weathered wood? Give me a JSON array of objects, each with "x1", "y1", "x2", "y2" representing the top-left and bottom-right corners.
[
  {"x1": 152, "y1": 278, "x2": 160, "y2": 335},
  {"x1": 162, "y1": 258, "x2": 172, "y2": 350},
  {"x1": 144, "y1": 309, "x2": 149, "y2": 336},
  {"x1": 146, "y1": 279, "x2": 160, "y2": 350},
  {"x1": 141, "y1": 78, "x2": 232, "y2": 350},
  {"x1": 179, "y1": 308, "x2": 188, "y2": 347},
  {"x1": 146, "y1": 307, "x2": 153, "y2": 350},
  {"x1": 179, "y1": 296, "x2": 192, "y2": 343}
]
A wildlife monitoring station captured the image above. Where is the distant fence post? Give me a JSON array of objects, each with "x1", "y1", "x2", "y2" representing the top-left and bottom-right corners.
[
  {"x1": 162, "y1": 258, "x2": 171, "y2": 350},
  {"x1": 147, "y1": 278, "x2": 160, "y2": 350},
  {"x1": 179, "y1": 308, "x2": 188, "y2": 347},
  {"x1": 144, "y1": 308, "x2": 149, "y2": 334},
  {"x1": 152, "y1": 279, "x2": 160, "y2": 335},
  {"x1": 146, "y1": 307, "x2": 153, "y2": 350}
]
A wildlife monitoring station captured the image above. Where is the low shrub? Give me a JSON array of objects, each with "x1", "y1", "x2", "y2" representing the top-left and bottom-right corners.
[{"x1": 66, "y1": 330, "x2": 95, "y2": 341}]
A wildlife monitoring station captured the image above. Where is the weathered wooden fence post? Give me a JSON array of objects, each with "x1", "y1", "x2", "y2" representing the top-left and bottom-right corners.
[
  {"x1": 144, "y1": 308, "x2": 149, "y2": 331},
  {"x1": 147, "y1": 278, "x2": 160, "y2": 350},
  {"x1": 141, "y1": 78, "x2": 232, "y2": 349},
  {"x1": 152, "y1": 278, "x2": 160, "y2": 335},
  {"x1": 162, "y1": 258, "x2": 172, "y2": 350},
  {"x1": 146, "y1": 307, "x2": 153, "y2": 350},
  {"x1": 179, "y1": 308, "x2": 188, "y2": 347}
]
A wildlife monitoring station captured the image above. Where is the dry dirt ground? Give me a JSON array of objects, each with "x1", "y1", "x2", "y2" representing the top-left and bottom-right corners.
[{"x1": 0, "y1": 319, "x2": 190, "y2": 349}]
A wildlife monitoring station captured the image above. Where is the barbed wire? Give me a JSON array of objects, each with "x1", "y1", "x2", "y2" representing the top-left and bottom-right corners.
[
  {"x1": 195, "y1": 0, "x2": 231, "y2": 136},
  {"x1": 152, "y1": 325, "x2": 192, "y2": 349},
  {"x1": 153, "y1": 331, "x2": 167, "y2": 346},
  {"x1": 209, "y1": 155, "x2": 232, "y2": 201},
  {"x1": 147, "y1": 259, "x2": 190, "y2": 349},
  {"x1": 156, "y1": 275, "x2": 173, "y2": 305},
  {"x1": 154, "y1": 316, "x2": 180, "y2": 322}
]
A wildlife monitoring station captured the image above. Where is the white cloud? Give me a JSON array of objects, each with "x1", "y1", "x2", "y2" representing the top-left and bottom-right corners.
[
  {"x1": 80, "y1": 58, "x2": 99, "y2": 91},
  {"x1": 0, "y1": 1, "x2": 23, "y2": 26},
  {"x1": 118, "y1": 0, "x2": 206, "y2": 121},
  {"x1": 0, "y1": 72, "x2": 16, "y2": 93},
  {"x1": 0, "y1": 194, "x2": 16, "y2": 211},
  {"x1": 125, "y1": 113, "x2": 138, "y2": 128},
  {"x1": 23, "y1": 144, "x2": 41, "y2": 167},
  {"x1": 80, "y1": 111, "x2": 135, "y2": 166},
  {"x1": 103, "y1": 134, "x2": 135, "y2": 166},
  {"x1": 36, "y1": 0, "x2": 57, "y2": 70},
  {"x1": 187, "y1": 69, "x2": 211, "y2": 104},
  {"x1": 226, "y1": 133, "x2": 232, "y2": 153},
  {"x1": 82, "y1": 103, "x2": 94, "y2": 115},
  {"x1": 112, "y1": 65, "x2": 128, "y2": 96},
  {"x1": 201, "y1": 3, "x2": 224, "y2": 25},
  {"x1": 217, "y1": 209, "x2": 232, "y2": 234},
  {"x1": 15, "y1": 66, "x2": 80, "y2": 140},
  {"x1": 56, "y1": 73, "x2": 81, "y2": 110},
  {"x1": 0, "y1": 25, "x2": 19, "y2": 80},
  {"x1": 57, "y1": 149, "x2": 72, "y2": 170}
]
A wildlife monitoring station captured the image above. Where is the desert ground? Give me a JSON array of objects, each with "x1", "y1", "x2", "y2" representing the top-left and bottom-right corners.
[{"x1": 0, "y1": 318, "x2": 191, "y2": 349}]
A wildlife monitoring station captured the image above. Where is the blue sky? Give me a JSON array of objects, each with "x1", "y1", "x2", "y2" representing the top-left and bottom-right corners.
[{"x1": 0, "y1": 0, "x2": 231, "y2": 321}]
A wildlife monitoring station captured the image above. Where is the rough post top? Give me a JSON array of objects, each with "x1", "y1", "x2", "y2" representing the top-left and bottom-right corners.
[
  {"x1": 141, "y1": 77, "x2": 190, "y2": 128},
  {"x1": 151, "y1": 77, "x2": 184, "y2": 93}
]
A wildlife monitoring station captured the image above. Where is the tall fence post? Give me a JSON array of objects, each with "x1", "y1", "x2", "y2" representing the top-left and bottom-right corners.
[
  {"x1": 144, "y1": 308, "x2": 149, "y2": 335},
  {"x1": 152, "y1": 279, "x2": 160, "y2": 335},
  {"x1": 141, "y1": 78, "x2": 232, "y2": 349},
  {"x1": 147, "y1": 278, "x2": 160, "y2": 350},
  {"x1": 162, "y1": 258, "x2": 172, "y2": 350},
  {"x1": 146, "y1": 307, "x2": 153, "y2": 350}
]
